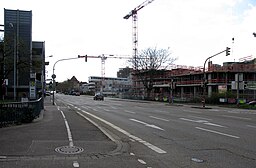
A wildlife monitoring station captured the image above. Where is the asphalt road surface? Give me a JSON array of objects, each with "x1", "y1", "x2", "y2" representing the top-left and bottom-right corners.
[{"x1": 0, "y1": 94, "x2": 256, "y2": 168}]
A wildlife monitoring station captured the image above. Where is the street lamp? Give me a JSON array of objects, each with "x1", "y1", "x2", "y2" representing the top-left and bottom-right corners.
[
  {"x1": 52, "y1": 57, "x2": 79, "y2": 105},
  {"x1": 9, "y1": 23, "x2": 17, "y2": 100},
  {"x1": 202, "y1": 47, "x2": 230, "y2": 108}
]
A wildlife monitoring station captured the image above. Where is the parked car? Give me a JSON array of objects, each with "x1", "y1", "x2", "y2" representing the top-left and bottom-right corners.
[
  {"x1": 94, "y1": 93, "x2": 104, "y2": 101},
  {"x1": 247, "y1": 100, "x2": 256, "y2": 105}
]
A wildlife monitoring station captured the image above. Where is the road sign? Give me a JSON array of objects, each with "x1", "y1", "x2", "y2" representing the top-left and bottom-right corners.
[{"x1": 52, "y1": 74, "x2": 56, "y2": 79}]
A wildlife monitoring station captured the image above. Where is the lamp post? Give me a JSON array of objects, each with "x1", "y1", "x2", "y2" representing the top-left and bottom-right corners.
[
  {"x1": 42, "y1": 55, "x2": 53, "y2": 107},
  {"x1": 52, "y1": 57, "x2": 79, "y2": 105},
  {"x1": 202, "y1": 47, "x2": 230, "y2": 108},
  {"x1": 9, "y1": 23, "x2": 17, "y2": 100}
]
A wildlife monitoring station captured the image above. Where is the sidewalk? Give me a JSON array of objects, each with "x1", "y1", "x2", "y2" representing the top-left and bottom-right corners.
[{"x1": 0, "y1": 96, "x2": 119, "y2": 157}]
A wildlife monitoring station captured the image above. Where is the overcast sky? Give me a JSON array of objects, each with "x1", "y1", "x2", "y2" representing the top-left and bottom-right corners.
[{"x1": 1, "y1": 0, "x2": 256, "y2": 82}]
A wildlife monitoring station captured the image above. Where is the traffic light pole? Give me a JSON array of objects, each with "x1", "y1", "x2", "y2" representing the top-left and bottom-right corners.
[
  {"x1": 202, "y1": 47, "x2": 230, "y2": 108},
  {"x1": 52, "y1": 57, "x2": 79, "y2": 105}
]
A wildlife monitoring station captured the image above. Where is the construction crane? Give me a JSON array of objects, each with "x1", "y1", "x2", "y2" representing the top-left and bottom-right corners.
[
  {"x1": 123, "y1": 0, "x2": 155, "y2": 69},
  {"x1": 78, "y1": 54, "x2": 131, "y2": 92}
]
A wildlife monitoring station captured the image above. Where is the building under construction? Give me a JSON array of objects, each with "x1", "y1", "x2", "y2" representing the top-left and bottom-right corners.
[{"x1": 131, "y1": 58, "x2": 256, "y2": 103}]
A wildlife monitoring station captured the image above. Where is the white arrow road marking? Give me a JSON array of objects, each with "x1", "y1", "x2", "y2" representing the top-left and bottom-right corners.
[
  {"x1": 180, "y1": 118, "x2": 225, "y2": 128},
  {"x1": 196, "y1": 127, "x2": 240, "y2": 139},
  {"x1": 130, "y1": 119, "x2": 165, "y2": 131}
]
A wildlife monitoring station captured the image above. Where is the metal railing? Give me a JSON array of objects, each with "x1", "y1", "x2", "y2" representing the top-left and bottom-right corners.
[{"x1": 0, "y1": 98, "x2": 43, "y2": 127}]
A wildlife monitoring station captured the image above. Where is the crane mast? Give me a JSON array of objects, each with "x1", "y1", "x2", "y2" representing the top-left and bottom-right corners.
[{"x1": 123, "y1": 0, "x2": 155, "y2": 69}]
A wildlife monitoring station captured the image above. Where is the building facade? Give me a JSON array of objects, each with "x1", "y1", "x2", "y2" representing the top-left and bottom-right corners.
[
  {"x1": 2, "y1": 9, "x2": 45, "y2": 100},
  {"x1": 88, "y1": 76, "x2": 132, "y2": 96},
  {"x1": 132, "y1": 59, "x2": 256, "y2": 102}
]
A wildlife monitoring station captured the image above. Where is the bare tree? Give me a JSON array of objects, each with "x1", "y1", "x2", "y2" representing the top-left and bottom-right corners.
[{"x1": 130, "y1": 47, "x2": 177, "y2": 99}]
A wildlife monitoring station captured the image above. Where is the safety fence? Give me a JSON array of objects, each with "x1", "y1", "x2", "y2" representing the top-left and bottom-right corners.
[{"x1": 0, "y1": 98, "x2": 43, "y2": 127}]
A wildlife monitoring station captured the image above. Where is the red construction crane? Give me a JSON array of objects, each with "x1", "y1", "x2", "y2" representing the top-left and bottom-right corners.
[
  {"x1": 78, "y1": 54, "x2": 131, "y2": 92},
  {"x1": 123, "y1": 0, "x2": 155, "y2": 69}
]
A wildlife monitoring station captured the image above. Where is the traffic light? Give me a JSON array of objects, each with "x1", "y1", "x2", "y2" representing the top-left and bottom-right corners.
[
  {"x1": 78, "y1": 55, "x2": 87, "y2": 62},
  {"x1": 226, "y1": 47, "x2": 231, "y2": 56}
]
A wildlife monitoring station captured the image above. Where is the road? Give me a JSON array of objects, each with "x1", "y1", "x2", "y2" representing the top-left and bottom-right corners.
[{"x1": 1, "y1": 94, "x2": 256, "y2": 167}]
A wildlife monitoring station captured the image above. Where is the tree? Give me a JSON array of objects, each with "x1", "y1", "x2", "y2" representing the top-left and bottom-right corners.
[
  {"x1": 129, "y1": 47, "x2": 177, "y2": 99},
  {"x1": 0, "y1": 35, "x2": 31, "y2": 100}
]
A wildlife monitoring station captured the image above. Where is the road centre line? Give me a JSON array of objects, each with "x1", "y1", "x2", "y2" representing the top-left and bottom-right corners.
[
  {"x1": 78, "y1": 109, "x2": 167, "y2": 154},
  {"x1": 196, "y1": 127, "x2": 240, "y2": 139},
  {"x1": 149, "y1": 116, "x2": 169, "y2": 122}
]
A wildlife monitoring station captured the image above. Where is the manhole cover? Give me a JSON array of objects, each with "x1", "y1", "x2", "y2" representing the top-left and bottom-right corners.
[{"x1": 55, "y1": 146, "x2": 84, "y2": 154}]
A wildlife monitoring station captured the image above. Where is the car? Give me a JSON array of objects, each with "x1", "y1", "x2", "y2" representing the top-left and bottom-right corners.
[
  {"x1": 247, "y1": 100, "x2": 256, "y2": 105},
  {"x1": 94, "y1": 93, "x2": 104, "y2": 101}
]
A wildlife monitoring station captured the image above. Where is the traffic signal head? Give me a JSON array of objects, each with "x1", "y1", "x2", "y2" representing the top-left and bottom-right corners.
[
  {"x1": 85, "y1": 55, "x2": 87, "y2": 62},
  {"x1": 226, "y1": 47, "x2": 231, "y2": 56}
]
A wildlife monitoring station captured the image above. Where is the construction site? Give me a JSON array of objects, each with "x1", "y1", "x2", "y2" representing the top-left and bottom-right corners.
[{"x1": 130, "y1": 58, "x2": 256, "y2": 103}]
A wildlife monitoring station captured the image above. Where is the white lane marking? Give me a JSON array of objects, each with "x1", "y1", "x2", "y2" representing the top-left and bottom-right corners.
[
  {"x1": 149, "y1": 116, "x2": 169, "y2": 122},
  {"x1": 188, "y1": 115, "x2": 212, "y2": 121},
  {"x1": 138, "y1": 159, "x2": 147, "y2": 164},
  {"x1": 111, "y1": 106, "x2": 117, "y2": 109},
  {"x1": 130, "y1": 153, "x2": 135, "y2": 156},
  {"x1": 0, "y1": 156, "x2": 7, "y2": 159},
  {"x1": 79, "y1": 110, "x2": 167, "y2": 154},
  {"x1": 180, "y1": 118, "x2": 225, "y2": 128},
  {"x1": 180, "y1": 118, "x2": 208, "y2": 123},
  {"x1": 222, "y1": 115, "x2": 251, "y2": 120},
  {"x1": 59, "y1": 108, "x2": 74, "y2": 147},
  {"x1": 73, "y1": 161, "x2": 79, "y2": 167},
  {"x1": 196, "y1": 127, "x2": 240, "y2": 139},
  {"x1": 124, "y1": 110, "x2": 136, "y2": 114},
  {"x1": 104, "y1": 109, "x2": 110, "y2": 111},
  {"x1": 247, "y1": 125, "x2": 256, "y2": 129},
  {"x1": 182, "y1": 109, "x2": 202, "y2": 114},
  {"x1": 204, "y1": 122, "x2": 225, "y2": 128},
  {"x1": 130, "y1": 118, "x2": 165, "y2": 131}
]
